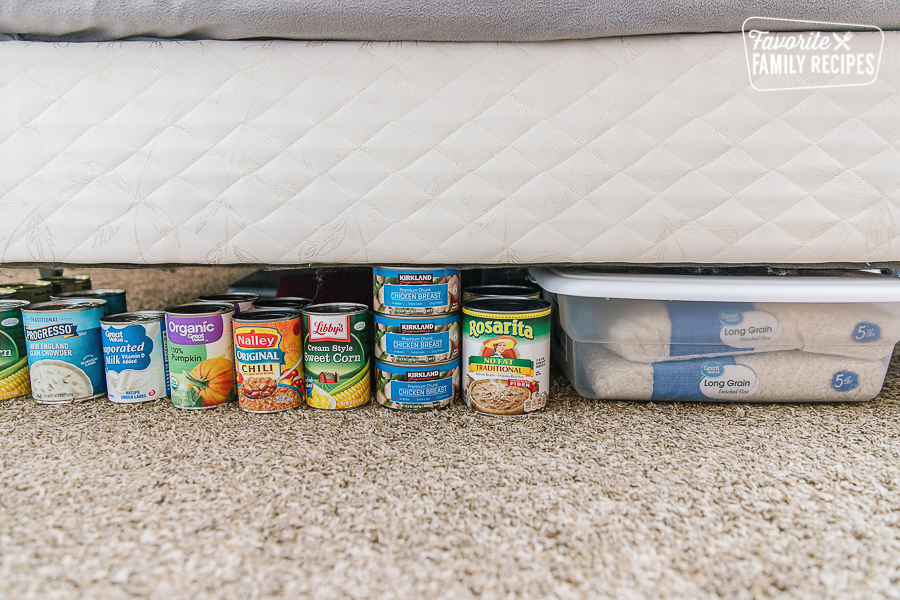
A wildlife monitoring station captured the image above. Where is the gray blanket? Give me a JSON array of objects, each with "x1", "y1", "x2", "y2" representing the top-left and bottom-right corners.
[{"x1": 1, "y1": 0, "x2": 898, "y2": 42}]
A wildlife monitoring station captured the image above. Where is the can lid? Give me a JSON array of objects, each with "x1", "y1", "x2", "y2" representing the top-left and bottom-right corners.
[
  {"x1": 302, "y1": 302, "x2": 369, "y2": 316},
  {"x1": 197, "y1": 293, "x2": 260, "y2": 302},
  {"x1": 463, "y1": 296, "x2": 551, "y2": 315},
  {"x1": 101, "y1": 311, "x2": 164, "y2": 325},
  {"x1": 0, "y1": 299, "x2": 30, "y2": 310},
  {"x1": 376, "y1": 358, "x2": 461, "y2": 373},
  {"x1": 54, "y1": 289, "x2": 125, "y2": 300},
  {"x1": 464, "y1": 284, "x2": 541, "y2": 297},
  {"x1": 164, "y1": 302, "x2": 234, "y2": 316},
  {"x1": 40, "y1": 275, "x2": 90, "y2": 282},
  {"x1": 233, "y1": 308, "x2": 301, "y2": 323},
  {"x1": 23, "y1": 299, "x2": 107, "y2": 313},
  {"x1": 4, "y1": 281, "x2": 52, "y2": 289},
  {"x1": 252, "y1": 297, "x2": 313, "y2": 309},
  {"x1": 373, "y1": 312, "x2": 459, "y2": 325}
]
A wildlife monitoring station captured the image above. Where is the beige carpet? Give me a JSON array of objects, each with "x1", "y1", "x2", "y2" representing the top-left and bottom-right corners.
[{"x1": 1, "y1": 268, "x2": 899, "y2": 599}]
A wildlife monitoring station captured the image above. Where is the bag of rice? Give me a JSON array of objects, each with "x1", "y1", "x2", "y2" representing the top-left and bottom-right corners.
[
  {"x1": 604, "y1": 300, "x2": 899, "y2": 362},
  {"x1": 584, "y1": 344, "x2": 888, "y2": 402}
]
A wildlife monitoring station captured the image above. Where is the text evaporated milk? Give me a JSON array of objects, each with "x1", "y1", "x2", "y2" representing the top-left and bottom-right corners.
[
  {"x1": 462, "y1": 297, "x2": 551, "y2": 416},
  {"x1": 302, "y1": 303, "x2": 371, "y2": 410},
  {"x1": 165, "y1": 303, "x2": 236, "y2": 410}
]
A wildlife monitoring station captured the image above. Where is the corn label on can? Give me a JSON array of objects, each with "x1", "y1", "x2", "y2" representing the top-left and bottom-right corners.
[
  {"x1": 233, "y1": 309, "x2": 304, "y2": 413},
  {"x1": 302, "y1": 303, "x2": 370, "y2": 410},
  {"x1": 462, "y1": 297, "x2": 551, "y2": 416},
  {"x1": 0, "y1": 300, "x2": 31, "y2": 400}
]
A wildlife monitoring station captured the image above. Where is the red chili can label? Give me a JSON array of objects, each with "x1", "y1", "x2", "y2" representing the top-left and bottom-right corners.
[{"x1": 233, "y1": 309, "x2": 304, "y2": 413}]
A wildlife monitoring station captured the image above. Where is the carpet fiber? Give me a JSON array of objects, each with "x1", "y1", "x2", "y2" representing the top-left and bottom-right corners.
[{"x1": 0, "y1": 268, "x2": 898, "y2": 599}]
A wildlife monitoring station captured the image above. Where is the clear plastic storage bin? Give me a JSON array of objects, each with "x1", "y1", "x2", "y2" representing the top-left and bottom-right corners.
[{"x1": 530, "y1": 268, "x2": 900, "y2": 402}]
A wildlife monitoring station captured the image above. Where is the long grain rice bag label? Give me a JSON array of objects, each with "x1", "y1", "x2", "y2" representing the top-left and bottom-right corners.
[
  {"x1": 667, "y1": 302, "x2": 782, "y2": 356},
  {"x1": 462, "y1": 299, "x2": 550, "y2": 416}
]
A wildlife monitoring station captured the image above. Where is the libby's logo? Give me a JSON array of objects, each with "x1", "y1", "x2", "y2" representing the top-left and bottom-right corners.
[
  {"x1": 235, "y1": 327, "x2": 280, "y2": 349},
  {"x1": 308, "y1": 314, "x2": 351, "y2": 342},
  {"x1": 25, "y1": 323, "x2": 78, "y2": 342}
]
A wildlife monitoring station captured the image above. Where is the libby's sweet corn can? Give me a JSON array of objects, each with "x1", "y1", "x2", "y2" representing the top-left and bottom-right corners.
[{"x1": 302, "y1": 303, "x2": 371, "y2": 410}]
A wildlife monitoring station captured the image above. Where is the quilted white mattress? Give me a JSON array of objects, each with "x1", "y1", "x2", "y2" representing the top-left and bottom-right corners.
[{"x1": 0, "y1": 34, "x2": 899, "y2": 266}]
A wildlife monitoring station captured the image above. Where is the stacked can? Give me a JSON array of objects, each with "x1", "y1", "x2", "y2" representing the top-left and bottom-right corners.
[{"x1": 372, "y1": 267, "x2": 461, "y2": 411}]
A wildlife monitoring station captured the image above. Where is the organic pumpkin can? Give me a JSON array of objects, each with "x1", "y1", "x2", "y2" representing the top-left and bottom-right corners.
[
  {"x1": 302, "y1": 303, "x2": 371, "y2": 410},
  {"x1": 164, "y1": 303, "x2": 236, "y2": 410},
  {"x1": 233, "y1": 309, "x2": 304, "y2": 413}
]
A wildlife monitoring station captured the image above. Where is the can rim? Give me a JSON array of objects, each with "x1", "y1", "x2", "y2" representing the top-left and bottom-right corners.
[
  {"x1": 252, "y1": 297, "x2": 313, "y2": 308},
  {"x1": 373, "y1": 312, "x2": 459, "y2": 324},
  {"x1": 375, "y1": 357, "x2": 461, "y2": 372},
  {"x1": 164, "y1": 302, "x2": 234, "y2": 316},
  {"x1": 53, "y1": 289, "x2": 126, "y2": 300},
  {"x1": 0, "y1": 299, "x2": 30, "y2": 309},
  {"x1": 233, "y1": 308, "x2": 302, "y2": 323},
  {"x1": 23, "y1": 299, "x2": 107, "y2": 313},
  {"x1": 39, "y1": 275, "x2": 91, "y2": 282},
  {"x1": 462, "y1": 296, "x2": 551, "y2": 315},
  {"x1": 4, "y1": 281, "x2": 52, "y2": 289},
  {"x1": 463, "y1": 284, "x2": 541, "y2": 297},
  {"x1": 302, "y1": 302, "x2": 369, "y2": 316},
  {"x1": 374, "y1": 265, "x2": 459, "y2": 272},
  {"x1": 196, "y1": 292, "x2": 260, "y2": 302},
  {"x1": 101, "y1": 311, "x2": 165, "y2": 325}
]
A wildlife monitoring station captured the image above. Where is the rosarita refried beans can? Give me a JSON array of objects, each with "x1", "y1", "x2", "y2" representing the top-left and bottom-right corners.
[
  {"x1": 233, "y1": 309, "x2": 304, "y2": 413},
  {"x1": 302, "y1": 303, "x2": 371, "y2": 410},
  {"x1": 462, "y1": 297, "x2": 551, "y2": 416},
  {"x1": 164, "y1": 303, "x2": 236, "y2": 410}
]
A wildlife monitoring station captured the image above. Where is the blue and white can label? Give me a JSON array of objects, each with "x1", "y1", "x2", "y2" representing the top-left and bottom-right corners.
[
  {"x1": 22, "y1": 300, "x2": 107, "y2": 403},
  {"x1": 373, "y1": 267, "x2": 460, "y2": 316},
  {"x1": 101, "y1": 312, "x2": 170, "y2": 403},
  {"x1": 374, "y1": 313, "x2": 460, "y2": 364},
  {"x1": 375, "y1": 359, "x2": 459, "y2": 410}
]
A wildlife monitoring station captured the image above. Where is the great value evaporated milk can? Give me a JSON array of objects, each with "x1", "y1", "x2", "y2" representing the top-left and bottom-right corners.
[
  {"x1": 197, "y1": 293, "x2": 259, "y2": 314},
  {"x1": 462, "y1": 297, "x2": 551, "y2": 416},
  {"x1": 233, "y1": 309, "x2": 304, "y2": 413},
  {"x1": 164, "y1": 303, "x2": 236, "y2": 410},
  {"x1": 0, "y1": 300, "x2": 31, "y2": 400},
  {"x1": 375, "y1": 359, "x2": 459, "y2": 411},
  {"x1": 373, "y1": 313, "x2": 460, "y2": 364},
  {"x1": 22, "y1": 299, "x2": 107, "y2": 404},
  {"x1": 302, "y1": 303, "x2": 371, "y2": 410},
  {"x1": 373, "y1": 267, "x2": 460, "y2": 316},
  {"x1": 101, "y1": 311, "x2": 170, "y2": 403},
  {"x1": 54, "y1": 289, "x2": 127, "y2": 316}
]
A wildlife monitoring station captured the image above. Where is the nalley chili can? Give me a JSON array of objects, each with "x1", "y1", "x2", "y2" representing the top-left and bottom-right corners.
[
  {"x1": 462, "y1": 297, "x2": 551, "y2": 416},
  {"x1": 233, "y1": 309, "x2": 304, "y2": 413},
  {"x1": 302, "y1": 303, "x2": 371, "y2": 410},
  {"x1": 164, "y1": 303, "x2": 236, "y2": 410}
]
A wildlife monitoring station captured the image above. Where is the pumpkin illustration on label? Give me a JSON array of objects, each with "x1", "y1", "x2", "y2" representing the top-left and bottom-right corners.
[
  {"x1": 185, "y1": 357, "x2": 235, "y2": 407},
  {"x1": 480, "y1": 336, "x2": 520, "y2": 359}
]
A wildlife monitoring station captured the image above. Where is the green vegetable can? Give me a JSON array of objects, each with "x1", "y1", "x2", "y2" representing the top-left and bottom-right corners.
[
  {"x1": 164, "y1": 303, "x2": 236, "y2": 410},
  {"x1": 303, "y1": 303, "x2": 371, "y2": 410},
  {"x1": 0, "y1": 300, "x2": 30, "y2": 400}
]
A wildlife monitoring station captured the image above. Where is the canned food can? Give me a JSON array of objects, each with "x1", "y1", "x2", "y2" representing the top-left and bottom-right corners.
[
  {"x1": 252, "y1": 297, "x2": 313, "y2": 311},
  {"x1": 462, "y1": 284, "x2": 542, "y2": 302},
  {"x1": 164, "y1": 303, "x2": 236, "y2": 410},
  {"x1": 302, "y1": 303, "x2": 371, "y2": 410},
  {"x1": 6, "y1": 281, "x2": 52, "y2": 304},
  {"x1": 462, "y1": 297, "x2": 551, "y2": 416},
  {"x1": 375, "y1": 359, "x2": 459, "y2": 411},
  {"x1": 373, "y1": 313, "x2": 460, "y2": 365},
  {"x1": 196, "y1": 293, "x2": 259, "y2": 314},
  {"x1": 53, "y1": 289, "x2": 127, "y2": 316},
  {"x1": 0, "y1": 299, "x2": 31, "y2": 400},
  {"x1": 233, "y1": 309, "x2": 304, "y2": 413},
  {"x1": 41, "y1": 275, "x2": 92, "y2": 295},
  {"x1": 0, "y1": 288, "x2": 16, "y2": 301},
  {"x1": 22, "y1": 299, "x2": 107, "y2": 404},
  {"x1": 373, "y1": 267, "x2": 460, "y2": 316},
  {"x1": 101, "y1": 311, "x2": 170, "y2": 403}
]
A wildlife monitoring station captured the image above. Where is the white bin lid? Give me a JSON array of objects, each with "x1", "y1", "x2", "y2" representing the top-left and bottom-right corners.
[{"x1": 529, "y1": 268, "x2": 900, "y2": 303}]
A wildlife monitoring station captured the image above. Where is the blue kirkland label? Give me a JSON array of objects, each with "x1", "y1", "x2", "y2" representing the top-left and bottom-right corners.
[
  {"x1": 102, "y1": 321, "x2": 169, "y2": 403},
  {"x1": 382, "y1": 284, "x2": 448, "y2": 309},
  {"x1": 391, "y1": 377, "x2": 454, "y2": 404},
  {"x1": 376, "y1": 360, "x2": 459, "y2": 409},
  {"x1": 23, "y1": 306, "x2": 106, "y2": 401},
  {"x1": 386, "y1": 331, "x2": 450, "y2": 356}
]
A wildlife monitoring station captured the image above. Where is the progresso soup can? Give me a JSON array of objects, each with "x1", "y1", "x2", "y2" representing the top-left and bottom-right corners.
[
  {"x1": 462, "y1": 284, "x2": 542, "y2": 302},
  {"x1": 0, "y1": 299, "x2": 31, "y2": 400},
  {"x1": 6, "y1": 282, "x2": 52, "y2": 304},
  {"x1": 233, "y1": 309, "x2": 304, "y2": 413},
  {"x1": 252, "y1": 297, "x2": 313, "y2": 311},
  {"x1": 197, "y1": 293, "x2": 259, "y2": 314},
  {"x1": 302, "y1": 303, "x2": 371, "y2": 410},
  {"x1": 373, "y1": 313, "x2": 460, "y2": 365},
  {"x1": 375, "y1": 359, "x2": 459, "y2": 411},
  {"x1": 373, "y1": 267, "x2": 460, "y2": 316},
  {"x1": 53, "y1": 289, "x2": 127, "y2": 316},
  {"x1": 164, "y1": 303, "x2": 236, "y2": 410},
  {"x1": 462, "y1": 297, "x2": 551, "y2": 416},
  {"x1": 41, "y1": 275, "x2": 92, "y2": 295},
  {"x1": 101, "y1": 311, "x2": 170, "y2": 403},
  {"x1": 22, "y1": 299, "x2": 107, "y2": 404}
]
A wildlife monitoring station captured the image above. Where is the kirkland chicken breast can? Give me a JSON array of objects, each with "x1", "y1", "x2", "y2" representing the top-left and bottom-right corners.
[{"x1": 373, "y1": 267, "x2": 460, "y2": 316}]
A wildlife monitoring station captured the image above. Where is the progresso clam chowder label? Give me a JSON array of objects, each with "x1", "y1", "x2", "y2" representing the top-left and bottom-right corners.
[
  {"x1": 373, "y1": 313, "x2": 460, "y2": 364},
  {"x1": 373, "y1": 267, "x2": 460, "y2": 316},
  {"x1": 664, "y1": 302, "x2": 781, "y2": 357},
  {"x1": 22, "y1": 302, "x2": 107, "y2": 403}
]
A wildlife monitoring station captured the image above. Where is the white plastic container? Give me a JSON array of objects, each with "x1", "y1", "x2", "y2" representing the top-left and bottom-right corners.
[{"x1": 530, "y1": 268, "x2": 900, "y2": 402}]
